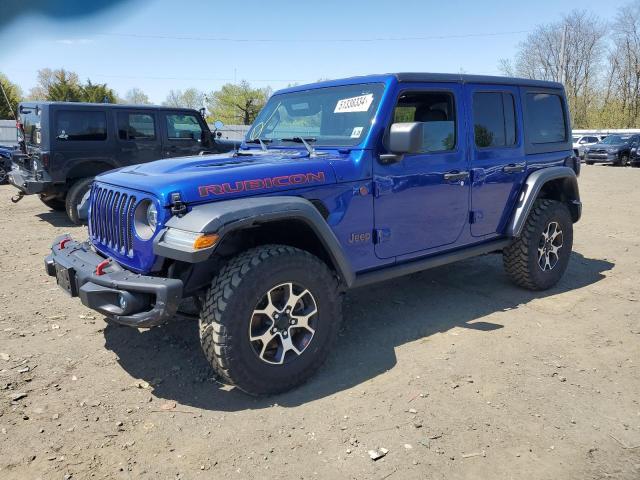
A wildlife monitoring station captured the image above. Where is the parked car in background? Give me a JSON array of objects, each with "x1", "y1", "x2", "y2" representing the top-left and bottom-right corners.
[
  {"x1": 0, "y1": 144, "x2": 17, "y2": 184},
  {"x1": 584, "y1": 134, "x2": 640, "y2": 166},
  {"x1": 8, "y1": 102, "x2": 236, "y2": 223},
  {"x1": 572, "y1": 134, "x2": 600, "y2": 159},
  {"x1": 630, "y1": 144, "x2": 640, "y2": 168}
]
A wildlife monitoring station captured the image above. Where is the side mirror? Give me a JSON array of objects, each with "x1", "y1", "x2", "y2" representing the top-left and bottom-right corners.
[
  {"x1": 380, "y1": 122, "x2": 423, "y2": 164},
  {"x1": 389, "y1": 122, "x2": 423, "y2": 154}
]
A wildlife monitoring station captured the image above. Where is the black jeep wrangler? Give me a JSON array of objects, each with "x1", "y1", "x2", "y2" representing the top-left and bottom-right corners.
[{"x1": 9, "y1": 102, "x2": 235, "y2": 223}]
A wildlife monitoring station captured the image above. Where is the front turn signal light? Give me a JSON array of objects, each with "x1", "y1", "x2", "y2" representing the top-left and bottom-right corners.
[{"x1": 193, "y1": 233, "x2": 219, "y2": 250}]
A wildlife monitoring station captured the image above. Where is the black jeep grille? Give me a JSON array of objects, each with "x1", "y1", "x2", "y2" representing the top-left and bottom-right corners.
[{"x1": 89, "y1": 185, "x2": 137, "y2": 256}]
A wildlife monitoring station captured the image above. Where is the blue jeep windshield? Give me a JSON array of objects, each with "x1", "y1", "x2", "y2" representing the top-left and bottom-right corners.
[{"x1": 247, "y1": 83, "x2": 384, "y2": 147}]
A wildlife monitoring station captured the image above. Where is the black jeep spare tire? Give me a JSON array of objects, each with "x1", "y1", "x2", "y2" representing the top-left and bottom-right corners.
[
  {"x1": 199, "y1": 245, "x2": 342, "y2": 395},
  {"x1": 65, "y1": 177, "x2": 94, "y2": 225},
  {"x1": 503, "y1": 199, "x2": 573, "y2": 291}
]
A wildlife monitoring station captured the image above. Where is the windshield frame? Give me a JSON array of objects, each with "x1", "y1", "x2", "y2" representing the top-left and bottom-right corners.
[{"x1": 245, "y1": 82, "x2": 385, "y2": 149}]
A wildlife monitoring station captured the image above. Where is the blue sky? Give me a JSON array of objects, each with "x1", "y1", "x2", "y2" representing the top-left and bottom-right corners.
[{"x1": 0, "y1": 0, "x2": 629, "y2": 103}]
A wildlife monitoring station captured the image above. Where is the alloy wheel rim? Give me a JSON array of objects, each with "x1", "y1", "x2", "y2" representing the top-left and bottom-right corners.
[
  {"x1": 537, "y1": 221, "x2": 563, "y2": 271},
  {"x1": 248, "y1": 282, "x2": 317, "y2": 365}
]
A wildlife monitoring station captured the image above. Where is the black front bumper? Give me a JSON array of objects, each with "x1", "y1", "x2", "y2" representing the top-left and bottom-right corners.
[
  {"x1": 8, "y1": 167, "x2": 51, "y2": 194},
  {"x1": 45, "y1": 235, "x2": 183, "y2": 327}
]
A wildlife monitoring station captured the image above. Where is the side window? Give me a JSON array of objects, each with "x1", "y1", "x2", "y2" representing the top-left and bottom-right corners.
[
  {"x1": 392, "y1": 91, "x2": 456, "y2": 152},
  {"x1": 166, "y1": 114, "x2": 203, "y2": 141},
  {"x1": 525, "y1": 93, "x2": 567, "y2": 144},
  {"x1": 56, "y1": 110, "x2": 107, "y2": 141},
  {"x1": 588, "y1": 137, "x2": 598, "y2": 143},
  {"x1": 473, "y1": 92, "x2": 516, "y2": 148},
  {"x1": 118, "y1": 112, "x2": 156, "y2": 141}
]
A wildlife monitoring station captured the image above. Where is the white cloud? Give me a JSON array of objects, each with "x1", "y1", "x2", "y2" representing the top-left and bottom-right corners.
[{"x1": 55, "y1": 38, "x2": 93, "y2": 45}]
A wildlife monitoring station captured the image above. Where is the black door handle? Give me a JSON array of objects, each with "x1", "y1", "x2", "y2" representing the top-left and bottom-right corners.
[
  {"x1": 503, "y1": 164, "x2": 525, "y2": 173},
  {"x1": 443, "y1": 171, "x2": 470, "y2": 182}
]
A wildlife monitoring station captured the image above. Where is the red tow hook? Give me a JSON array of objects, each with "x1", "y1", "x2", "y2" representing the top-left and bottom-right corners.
[
  {"x1": 95, "y1": 259, "x2": 111, "y2": 276},
  {"x1": 59, "y1": 238, "x2": 72, "y2": 249}
]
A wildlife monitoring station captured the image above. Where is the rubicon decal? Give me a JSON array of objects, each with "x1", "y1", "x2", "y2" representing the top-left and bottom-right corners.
[{"x1": 198, "y1": 172, "x2": 326, "y2": 197}]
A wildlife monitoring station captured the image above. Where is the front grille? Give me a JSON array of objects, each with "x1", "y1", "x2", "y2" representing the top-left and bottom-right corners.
[{"x1": 89, "y1": 185, "x2": 137, "y2": 256}]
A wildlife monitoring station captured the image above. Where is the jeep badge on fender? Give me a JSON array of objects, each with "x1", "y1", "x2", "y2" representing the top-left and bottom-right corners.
[{"x1": 44, "y1": 73, "x2": 581, "y2": 395}]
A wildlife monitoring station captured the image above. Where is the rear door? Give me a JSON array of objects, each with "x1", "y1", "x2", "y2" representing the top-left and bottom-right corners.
[
  {"x1": 161, "y1": 110, "x2": 206, "y2": 158},
  {"x1": 466, "y1": 85, "x2": 526, "y2": 237},
  {"x1": 115, "y1": 110, "x2": 161, "y2": 166}
]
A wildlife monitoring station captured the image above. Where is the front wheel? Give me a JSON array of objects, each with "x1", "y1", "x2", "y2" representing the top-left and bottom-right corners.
[
  {"x1": 39, "y1": 194, "x2": 65, "y2": 211},
  {"x1": 503, "y1": 199, "x2": 573, "y2": 291},
  {"x1": 65, "y1": 177, "x2": 94, "y2": 225},
  {"x1": 619, "y1": 154, "x2": 629, "y2": 166},
  {"x1": 199, "y1": 245, "x2": 342, "y2": 395}
]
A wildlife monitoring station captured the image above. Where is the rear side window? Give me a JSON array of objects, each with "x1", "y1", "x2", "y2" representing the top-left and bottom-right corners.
[
  {"x1": 118, "y1": 113, "x2": 156, "y2": 140},
  {"x1": 56, "y1": 110, "x2": 107, "y2": 141},
  {"x1": 166, "y1": 114, "x2": 202, "y2": 140},
  {"x1": 473, "y1": 92, "x2": 516, "y2": 148},
  {"x1": 525, "y1": 93, "x2": 566, "y2": 144}
]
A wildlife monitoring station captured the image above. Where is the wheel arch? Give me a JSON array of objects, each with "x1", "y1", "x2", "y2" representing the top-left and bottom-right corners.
[
  {"x1": 507, "y1": 167, "x2": 581, "y2": 237},
  {"x1": 154, "y1": 196, "x2": 356, "y2": 288}
]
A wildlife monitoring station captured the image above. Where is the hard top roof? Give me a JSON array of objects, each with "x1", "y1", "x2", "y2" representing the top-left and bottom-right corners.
[{"x1": 276, "y1": 72, "x2": 563, "y2": 95}]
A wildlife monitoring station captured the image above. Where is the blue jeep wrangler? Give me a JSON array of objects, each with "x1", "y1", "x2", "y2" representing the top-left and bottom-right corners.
[{"x1": 45, "y1": 73, "x2": 581, "y2": 395}]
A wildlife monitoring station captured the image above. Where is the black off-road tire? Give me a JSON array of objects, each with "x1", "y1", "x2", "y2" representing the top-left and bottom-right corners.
[
  {"x1": 585, "y1": 160, "x2": 594, "y2": 165},
  {"x1": 65, "y1": 177, "x2": 94, "y2": 225},
  {"x1": 503, "y1": 199, "x2": 573, "y2": 291},
  {"x1": 619, "y1": 154, "x2": 629, "y2": 166},
  {"x1": 39, "y1": 194, "x2": 65, "y2": 211},
  {"x1": 199, "y1": 245, "x2": 342, "y2": 395}
]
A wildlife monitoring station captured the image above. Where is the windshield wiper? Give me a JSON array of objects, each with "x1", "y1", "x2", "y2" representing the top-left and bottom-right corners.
[
  {"x1": 280, "y1": 137, "x2": 317, "y2": 156},
  {"x1": 245, "y1": 138, "x2": 272, "y2": 151}
]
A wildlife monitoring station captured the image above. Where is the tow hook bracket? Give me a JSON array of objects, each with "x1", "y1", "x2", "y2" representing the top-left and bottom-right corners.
[{"x1": 11, "y1": 192, "x2": 24, "y2": 204}]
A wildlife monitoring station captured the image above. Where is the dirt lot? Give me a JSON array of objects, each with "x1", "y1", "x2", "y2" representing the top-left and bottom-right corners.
[{"x1": 0, "y1": 165, "x2": 639, "y2": 480}]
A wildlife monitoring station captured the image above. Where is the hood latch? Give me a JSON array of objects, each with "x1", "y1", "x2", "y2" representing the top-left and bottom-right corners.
[{"x1": 170, "y1": 192, "x2": 187, "y2": 217}]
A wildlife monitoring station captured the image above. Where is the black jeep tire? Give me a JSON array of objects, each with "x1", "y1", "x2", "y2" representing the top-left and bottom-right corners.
[
  {"x1": 65, "y1": 177, "x2": 94, "y2": 225},
  {"x1": 39, "y1": 194, "x2": 65, "y2": 211},
  {"x1": 199, "y1": 245, "x2": 342, "y2": 395},
  {"x1": 619, "y1": 154, "x2": 629, "y2": 166},
  {"x1": 585, "y1": 160, "x2": 594, "y2": 165},
  {"x1": 0, "y1": 166, "x2": 8, "y2": 184},
  {"x1": 503, "y1": 199, "x2": 573, "y2": 291}
]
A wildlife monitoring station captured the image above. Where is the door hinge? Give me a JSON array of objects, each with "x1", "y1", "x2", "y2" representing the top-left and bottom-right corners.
[
  {"x1": 374, "y1": 228, "x2": 391, "y2": 244},
  {"x1": 373, "y1": 178, "x2": 394, "y2": 197},
  {"x1": 469, "y1": 211, "x2": 484, "y2": 224}
]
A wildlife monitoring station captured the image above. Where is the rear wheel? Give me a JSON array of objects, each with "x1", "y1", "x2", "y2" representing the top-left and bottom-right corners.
[
  {"x1": 65, "y1": 177, "x2": 94, "y2": 225},
  {"x1": 39, "y1": 194, "x2": 65, "y2": 211},
  {"x1": 199, "y1": 245, "x2": 342, "y2": 395},
  {"x1": 503, "y1": 199, "x2": 573, "y2": 291},
  {"x1": 619, "y1": 154, "x2": 629, "y2": 166}
]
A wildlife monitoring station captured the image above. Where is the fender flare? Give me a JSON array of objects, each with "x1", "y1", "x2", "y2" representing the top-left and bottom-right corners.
[
  {"x1": 153, "y1": 196, "x2": 356, "y2": 286},
  {"x1": 507, "y1": 166, "x2": 581, "y2": 237}
]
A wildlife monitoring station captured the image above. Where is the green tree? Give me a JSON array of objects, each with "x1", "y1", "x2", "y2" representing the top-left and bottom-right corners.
[
  {"x1": 163, "y1": 88, "x2": 205, "y2": 110},
  {"x1": 80, "y1": 79, "x2": 116, "y2": 103},
  {"x1": 45, "y1": 69, "x2": 82, "y2": 102},
  {"x1": 207, "y1": 81, "x2": 271, "y2": 125},
  {"x1": 124, "y1": 87, "x2": 151, "y2": 105},
  {"x1": 0, "y1": 73, "x2": 22, "y2": 119}
]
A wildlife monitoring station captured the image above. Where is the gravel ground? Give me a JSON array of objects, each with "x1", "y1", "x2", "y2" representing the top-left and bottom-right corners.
[{"x1": 0, "y1": 165, "x2": 639, "y2": 480}]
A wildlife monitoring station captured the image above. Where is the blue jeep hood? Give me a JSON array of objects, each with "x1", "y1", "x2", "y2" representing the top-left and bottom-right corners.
[{"x1": 95, "y1": 149, "x2": 339, "y2": 206}]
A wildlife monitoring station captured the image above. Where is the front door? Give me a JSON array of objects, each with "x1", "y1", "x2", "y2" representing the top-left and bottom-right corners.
[
  {"x1": 115, "y1": 110, "x2": 161, "y2": 166},
  {"x1": 161, "y1": 111, "x2": 206, "y2": 158},
  {"x1": 465, "y1": 85, "x2": 526, "y2": 237},
  {"x1": 373, "y1": 84, "x2": 470, "y2": 259}
]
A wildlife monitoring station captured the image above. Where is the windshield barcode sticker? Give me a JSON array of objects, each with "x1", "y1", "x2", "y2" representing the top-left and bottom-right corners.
[{"x1": 334, "y1": 94, "x2": 374, "y2": 113}]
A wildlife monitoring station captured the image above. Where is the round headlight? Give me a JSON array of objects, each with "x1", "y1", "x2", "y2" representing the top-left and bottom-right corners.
[
  {"x1": 147, "y1": 203, "x2": 158, "y2": 230},
  {"x1": 134, "y1": 200, "x2": 159, "y2": 240}
]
